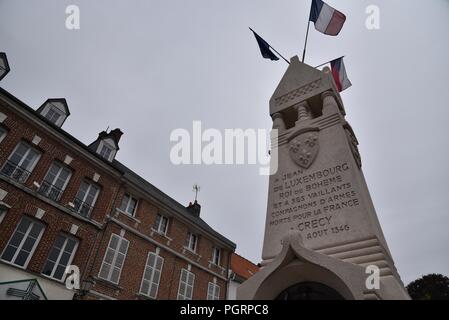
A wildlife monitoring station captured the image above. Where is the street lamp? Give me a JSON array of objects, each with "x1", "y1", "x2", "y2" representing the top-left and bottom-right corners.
[{"x1": 0, "y1": 53, "x2": 10, "y2": 81}]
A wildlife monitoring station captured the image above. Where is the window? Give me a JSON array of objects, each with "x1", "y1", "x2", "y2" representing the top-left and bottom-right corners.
[
  {"x1": 99, "y1": 144, "x2": 113, "y2": 159},
  {"x1": 0, "y1": 207, "x2": 6, "y2": 224},
  {"x1": 44, "y1": 106, "x2": 63, "y2": 125},
  {"x1": 212, "y1": 247, "x2": 221, "y2": 266},
  {"x1": 38, "y1": 99, "x2": 69, "y2": 128},
  {"x1": 1, "y1": 142, "x2": 41, "y2": 183},
  {"x1": 177, "y1": 268, "x2": 195, "y2": 300},
  {"x1": 39, "y1": 162, "x2": 72, "y2": 202},
  {"x1": 98, "y1": 234, "x2": 129, "y2": 284},
  {"x1": 119, "y1": 193, "x2": 138, "y2": 216},
  {"x1": 73, "y1": 180, "x2": 100, "y2": 217},
  {"x1": 207, "y1": 282, "x2": 220, "y2": 300},
  {"x1": 154, "y1": 214, "x2": 169, "y2": 235},
  {"x1": 97, "y1": 139, "x2": 116, "y2": 162},
  {"x1": 1, "y1": 216, "x2": 45, "y2": 268},
  {"x1": 42, "y1": 233, "x2": 78, "y2": 281},
  {"x1": 0, "y1": 126, "x2": 7, "y2": 143},
  {"x1": 186, "y1": 232, "x2": 197, "y2": 252},
  {"x1": 140, "y1": 251, "x2": 164, "y2": 299}
]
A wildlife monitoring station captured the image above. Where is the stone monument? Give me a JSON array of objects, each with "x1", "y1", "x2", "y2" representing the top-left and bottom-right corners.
[{"x1": 238, "y1": 56, "x2": 410, "y2": 300}]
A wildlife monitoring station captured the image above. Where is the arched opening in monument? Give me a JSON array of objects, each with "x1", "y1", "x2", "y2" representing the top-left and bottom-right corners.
[{"x1": 275, "y1": 282, "x2": 345, "y2": 300}]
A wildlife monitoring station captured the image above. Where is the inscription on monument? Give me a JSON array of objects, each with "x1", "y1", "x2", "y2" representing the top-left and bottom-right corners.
[{"x1": 268, "y1": 162, "x2": 360, "y2": 240}]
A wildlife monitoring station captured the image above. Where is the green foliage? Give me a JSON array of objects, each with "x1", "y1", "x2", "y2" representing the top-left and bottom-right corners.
[{"x1": 406, "y1": 274, "x2": 449, "y2": 300}]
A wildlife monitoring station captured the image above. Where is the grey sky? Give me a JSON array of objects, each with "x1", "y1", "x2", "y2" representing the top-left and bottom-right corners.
[{"x1": 1, "y1": 0, "x2": 448, "y2": 285}]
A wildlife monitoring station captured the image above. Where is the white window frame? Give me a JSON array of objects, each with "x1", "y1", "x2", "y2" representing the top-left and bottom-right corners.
[
  {"x1": 77, "y1": 181, "x2": 100, "y2": 205},
  {"x1": 41, "y1": 102, "x2": 67, "y2": 127},
  {"x1": 44, "y1": 106, "x2": 64, "y2": 125},
  {"x1": 154, "y1": 214, "x2": 169, "y2": 235},
  {"x1": 0, "y1": 216, "x2": 45, "y2": 269},
  {"x1": 97, "y1": 139, "x2": 116, "y2": 162},
  {"x1": 98, "y1": 234, "x2": 129, "y2": 284},
  {"x1": 139, "y1": 251, "x2": 164, "y2": 299},
  {"x1": 0, "y1": 126, "x2": 7, "y2": 144},
  {"x1": 0, "y1": 207, "x2": 7, "y2": 224},
  {"x1": 74, "y1": 180, "x2": 100, "y2": 216},
  {"x1": 212, "y1": 247, "x2": 221, "y2": 266},
  {"x1": 42, "y1": 233, "x2": 78, "y2": 281},
  {"x1": 2, "y1": 141, "x2": 41, "y2": 182},
  {"x1": 119, "y1": 193, "x2": 138, "y2": 217},
  {"x1": 177, "y1": 268, "x2": 195, "y2": 300},
  {"x1": 41, "y1": 162, "x2": 72, "y2": 200},
  {"x1": 186, "y1": 232, "x2": 197, "y2": 253},
  {"x1": 207, "y1": 281, "x2": 221, "y2": 300}
]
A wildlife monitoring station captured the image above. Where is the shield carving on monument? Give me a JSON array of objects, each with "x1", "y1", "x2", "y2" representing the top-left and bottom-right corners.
[{"x1": 289, "y1": 130, "x2": 319, "y2": 169}]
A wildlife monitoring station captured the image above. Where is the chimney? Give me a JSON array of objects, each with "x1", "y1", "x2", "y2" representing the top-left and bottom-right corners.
[
  {"x1": 97, "y1": 130, "x2": 108, "y2": 139},
  {"x1": 186, "y1": 200, "x2": 201, "y2": 217},
  {"x1": 110, "y1": 128, "x2": 124, "y2": 144}
]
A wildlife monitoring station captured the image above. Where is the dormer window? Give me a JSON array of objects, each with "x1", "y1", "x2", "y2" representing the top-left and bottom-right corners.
[
  {"x1": 44, "y1": 106, "x2": 63, "y2": 124},
  {"x1": 99, "y1": 144, "x2": 112, "y2": 159},
  {"x1": 0, "y1": 52, "x2": 11, "y2": 81},
  {"x1": 96, "y1": 139, "x2": 116, "y2": 162},
  {"x1": 37, "y1": 99, "x2": 70, "y2": 128},
  {"x1": 89, "y1": 128, "x2": 123, "y2": 162}
]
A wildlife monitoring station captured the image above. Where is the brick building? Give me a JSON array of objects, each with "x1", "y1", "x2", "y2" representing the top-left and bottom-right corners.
[{"x1": 0, "y1": 53, "x2": 236, "y2": 300}]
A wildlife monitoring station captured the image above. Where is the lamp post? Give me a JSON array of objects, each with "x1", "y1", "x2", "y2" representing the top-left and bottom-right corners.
[{"x1": 0, "y1": 53, "x2": 10, "y2": 81}]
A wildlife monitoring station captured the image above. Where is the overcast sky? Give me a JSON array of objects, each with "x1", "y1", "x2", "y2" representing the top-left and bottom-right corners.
[{"x1": 1, "y1": 0, "x2": 448, "y2": 285}]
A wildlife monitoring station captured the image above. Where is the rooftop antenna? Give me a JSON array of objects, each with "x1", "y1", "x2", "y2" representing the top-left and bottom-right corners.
[{"x1": 192, "y1": 184, "x2": 200, "y2": 202}]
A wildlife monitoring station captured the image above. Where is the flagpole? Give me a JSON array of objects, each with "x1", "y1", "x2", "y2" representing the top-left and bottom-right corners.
[
  {"x1": 249, "y1": 27, "x2": 290, "y2": 65},
  {"x1": 268, "y1": 46, "x2": 290, "y2": 65},
  {"x1": 301, "y1": 0, "x2": 314, "y2": 63},
  {"x1": 302, "y1": 21, "x2": 311, "y2": 63}
]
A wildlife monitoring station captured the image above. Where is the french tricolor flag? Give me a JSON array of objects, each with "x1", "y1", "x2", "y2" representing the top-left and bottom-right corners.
[
  {"x1": 309, "y1": 0, "x2": 346, "y2": 36},
  {"x1": 330, "y1": 57, "x2": 352, "y2": 92}
]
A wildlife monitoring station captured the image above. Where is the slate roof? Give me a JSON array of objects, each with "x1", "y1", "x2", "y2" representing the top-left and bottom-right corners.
[{"x1": 112, "y1": 160, "x2": 236, "y2": 249}]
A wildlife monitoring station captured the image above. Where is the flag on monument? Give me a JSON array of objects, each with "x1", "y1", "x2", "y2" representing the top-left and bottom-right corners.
[
  {"x1": 309, "y1": 0, "x2": 346, "y2": 36},
  {"x1": 251, "y1": 30, "x2": 279, "y2": 61},
  {"x1": 330, "y1": 57, "x2": 352, "y2": 92}
]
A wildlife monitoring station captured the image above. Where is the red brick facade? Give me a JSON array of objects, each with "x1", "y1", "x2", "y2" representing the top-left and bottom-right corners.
[{"x1": 0, "y1": 86, "x2": 235, "y2": 300}]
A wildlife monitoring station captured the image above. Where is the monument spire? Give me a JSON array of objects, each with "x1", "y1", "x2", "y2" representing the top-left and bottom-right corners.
[{"x1": 238, "y1": 56, "x2": 410, "y2": 300}]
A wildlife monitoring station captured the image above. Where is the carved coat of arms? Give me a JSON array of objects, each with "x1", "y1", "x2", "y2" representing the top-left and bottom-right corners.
[{"x1": 289, "y1": 130, "x2": 319, "y2": 169}]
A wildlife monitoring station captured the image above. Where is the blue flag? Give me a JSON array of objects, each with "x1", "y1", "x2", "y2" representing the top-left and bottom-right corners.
[{"x1": 251, "y1": 30, "x2": 279, "y2": 61}]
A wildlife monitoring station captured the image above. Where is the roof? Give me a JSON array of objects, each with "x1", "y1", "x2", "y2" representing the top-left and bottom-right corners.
[
  {"x1": 112, "y1": 160, "x2": 236, "y2": 249},
  {"x1": 0, "y1": 87, "x2": 236, "y2": 250},
  {"x1": 269, "y1": 55, "x2": 345, "y2": 116},
  {"x1": 231, "y1": 253, "x2": 259, "y2": 281},
  {"x1": 36, "y1": 98, "x2": 70, "y2": 116}
]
